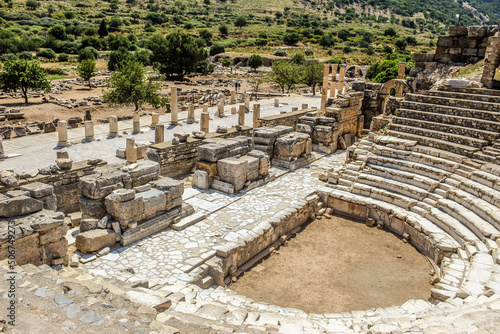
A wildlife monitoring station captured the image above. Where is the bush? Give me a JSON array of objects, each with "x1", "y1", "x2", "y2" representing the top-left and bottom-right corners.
[
  {"x1": 342, "y1": 46, "x2": 353, "y2": 53},
  {"x1": 319, "y1": 33, "x2": 334, "y2": 47},
  {"x1": 196, "y1": 59, "x2": 214, "y2": 75},
  {"x1": 48, "y1": 25, "x2": 67, "y2": 40},
  {"x1": 36, "y1": 48, "x2": 56, "y2": 59},
  {"x1": 219, "y1": 25, "x2": 228, "y2": 36},
  {"x1": 305, "y1": 49, "x2": 314, "y2": 56},
  {"x1": 57, "y1": 53, "x2": 69, "y2": 62},
  {"x1": 273, "y1": 50, "x2": 287, "y2": 56},
  {"x1": 221, "y1": 57, "x2": 232, "y2": 67},
  {"x1": 209, "y1": 43, "x2": 225, "y2": 56},
  {"x1": 365, "y1": 46, "x2": 375, "y2": 55},
  {"x1": 337, "y1": 29, "x2": 349, "y2": 41},
  {"x1": 384, "y1": 27, "x2": 397, "y2": 37},
  {"x1": 283, "y1": 32, "x2": 299, "y2": 45},
  {"x1": 45, "y1": 67, "x2": 64, "y2": 75},
  {"x1": 406, "y1": 36, "x2": 417, "y2": 46},
  {"x1": 383, "y1": 45, "x2": 393, "y2": 53},
  {"x1": 108, "y1": 47, "x2": 133, "y2": 71},
  {"x1": 18, "y1": 51, "x2": 33, "y2": 60},
  {"x1": 78, "y1": 47, "x2": 99, "y2": 62},
  {"x1": 291, "y1": 53, "x2": 305, "y2": 64},
  {"x1": 395, "y1": 38, "x2": 407, "y2": 50},
  {"x1": 326, "y1": 57, "x2": 343, "y2": 64},
  {"x1": 247, "y1": 54, "x2": 263, "y2": 69},
  {"x1": 1, "y1": 53, "x2": 18, "y2": 62}
]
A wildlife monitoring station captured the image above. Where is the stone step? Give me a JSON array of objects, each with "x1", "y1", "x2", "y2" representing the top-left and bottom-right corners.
[
  {"x1": 436, "y1": 198, "x2": 500, "y2": 240},
  {"x1": 365, "y1": 163, "x2": 437, "y2": 191},
  {"x1": 373, "y1": 144, "x2": 459, "y2": 172},
  {"x1": 357, "y1": 170, "x2": 430, "y2": 200},
  {"x1": 351, "y1": 183, "x2": 417, "y2": 208},
  {"x1": 200, "y1": 275, "x2": 215, "y2": 289},
  {"x1": 405, "y1": 93, "x2": 500, "y2": 112},
  {"x1": 386, "y1": 129, "x2": 481, "y2": 157},
  {"x1": 424, "y1": 207, "x2": 480, "y2": 246},
  {"x1": 388, "y1": 123, "x2": 490, "y2": 148},
  {"x1": 412, "y1": 145, "x2": 469, "y2": 164},
  {"x1": 472, "y1": 151, "x2": 498, "y2": 163},
  {"x1": 368, "y1": 154, "x2": 452, "y2": 180},
  {"x1": 399, "y1": 101, "x2": 500, "y2": 122},
  {"x1": 437, "y1": 85, "x2": 500, "y2": 97},
  {"x1": 171, "y1": 211, "x2": 207, "y2": 231},
  {"x1": 450, "y1": 174, "x2": 500, "y2": 208},
  {"x1": 427, "y1": 90, "x2": 500, "y2": 104},
  {"x1": 396, "y1": 109, "x2": 500, "y2": 133}
]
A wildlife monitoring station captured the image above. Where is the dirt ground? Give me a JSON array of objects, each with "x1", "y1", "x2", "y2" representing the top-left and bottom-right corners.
[{"x1": 230, "y1": 215, "x2": 433, "y2": 314}]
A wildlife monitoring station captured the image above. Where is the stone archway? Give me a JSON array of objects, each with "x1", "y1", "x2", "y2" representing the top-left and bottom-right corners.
[{"x1": 378, "y1": 79, "x2": 411, "y2": 115}]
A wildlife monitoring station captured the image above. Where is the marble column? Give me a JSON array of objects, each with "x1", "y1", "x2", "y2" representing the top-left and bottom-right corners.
[
  {"x1": 238, "y1": 105, "x2": 245, "y2": 126},
  {"x1": 126, "y1": 137, "x2": 137, "y2": 163},
  {"x1": 253, "y1": 104, "x2": 260, "y2": 129},
  {"x1": 200, "y1": 112, "x2": 209, "y2": 133},
  {"x1": 155, "y1": 124, "x2": 164, "y2": 144},
  {"x1": 57, "y1": 120, "x2": 68, "y2": 147},
  {"x1": 337, "y1": 64, "x2": 346, "y2": 95},
  {"x1": 330, "y1": 64, "x2": 338, "y2": 98},
  {"x1": 132, "y1": 111, "x2": 140, "y2": 134},
  {"x1": 170, "y1": 86, "x2": 178, "y2": 125},
  {"x1": 84, "y1": 121, "x2": 94, "y2": 142},
  {"x1": 320, "y1": 64, "x2": 329, "y2": 111},
  {"x1": 187, "y1": 104, "x2": 195, "y2": 124}
]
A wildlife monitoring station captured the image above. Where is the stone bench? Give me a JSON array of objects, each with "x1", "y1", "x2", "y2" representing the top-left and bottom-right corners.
[
  {"x1": 355, "y1": 173, "x2": 430, "y2": 201},
  {"x1": 374, "y1": 144, "x2": 459, "y2": 172},
  {"x1": 427, "y1": 90, "x2": 500, "y2": 104},
  {"x1": 423, "y1": 206, "x2": 480, "y2": 246},
  {"x1": 405, "y1": 93, "x2": 500, "y2": 112},
  {"x1": 399, "y1": 101, "x2": 500, "y2": 122},
  {"x1": 393, "y1": 117, "x2": 500, "y2": 142},
  {"x1": 449, "y1": 174, "x2": 500, "y2": 208},
  {"x1": 388, "y1": 124, "x2": 489, "y2": 148},
  {"x1": 364, "y1": 163, "x2": 438, "y2": 191},
  {"x1": 436, "y1": 197, "x2": 500, "y2": 240},
  {"x1": 438, "y1": 85, "x2": 500, "y2": 97},
  {"x1": 386, "y1": 129, "x2": 481, "y2": 157},
  {"x1": 368, "y1": 155, "x2": 451, "y2": 180},
  {"x1": 447, "y1": 188, "x2": 500, "y2": 231},
  {"x1": 397, "y1": 109, "x2": 500, "y2": 133}
]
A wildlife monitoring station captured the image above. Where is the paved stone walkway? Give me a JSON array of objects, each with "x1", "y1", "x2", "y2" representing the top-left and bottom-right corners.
[
  {"x1": 83, "y1": 151, "x2": 346, "y2": 281},
  {"x1": 0, "y1": 95, "x2": 321, "y2": 173}
]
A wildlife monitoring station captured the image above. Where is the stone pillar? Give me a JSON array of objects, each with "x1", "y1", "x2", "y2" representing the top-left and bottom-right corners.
[
  {"x1": 200, "y1": 112, "x2": 209, "y2": 133},
  {"x1": 253, "y1": 104, "x2": 260, "y2": 129},
  {"x1": 320, "y1": 64, "x2": 329, "y2": 111},
  {"x1": 126, "y1": 137, "x2": 137, "y2": 163},
  {"x1": 170, "y1": 86, "x2": 178, "y2": 125},
  {"x1": 230, "y1": 91, "x2": 236, "y2": 104},
  {"x1": 238, "y1": 105, "x2": 245, "y2": 126},
  {"x1": 108, "y1": 116, "x2": 118, "y2": 137},
  {"x1": 330, "y1": 64, "x2": 338, "y2": 98},
  {"x1": 84, "y1": 121, "x2": 94, "y2": 142},
  {"x1": 380, "y1": 94, "x2": 390, "y2": 115},
  {"x1": 231, "y1": 107, "x2": 237, "y2": 114},
  {"x1": 132, "y1": 111, "x2": 140, "y2": 134},
  {"x1": 302, "y1": 104, "x2": 308, "y2": 110},
  {"x1": 155, "y1": 124, "x2": 164, "y2": 144},
  {"x1": 337, "y1": 65, "x2": 346, "y2": 95},
  {"x1": 396, "y1": 62, "x2": 407, "y2": 98},
  {"x1": 187, "y1": 104, "x2": 195, "y2": 124},
  {"x1": 218, "y1": 98, "x2": 225, "y2": 117},
  {"x1": 244, "y1": 93, "x2": 250, "y2": 112},
  {"x1": 57, "y1": 120, "x2": 68, "y2": 147},
  {"x1": 274, "y1": 99, "x2": 279, "y2": 107},
  {"x1": 151, "y1": 112, "x2": 159, "y2": 128}
]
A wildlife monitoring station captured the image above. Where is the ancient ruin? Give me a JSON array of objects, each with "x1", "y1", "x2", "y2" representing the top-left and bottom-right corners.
[{"x1": 0, "y1": 20, "x2": 499, "y2": 334}]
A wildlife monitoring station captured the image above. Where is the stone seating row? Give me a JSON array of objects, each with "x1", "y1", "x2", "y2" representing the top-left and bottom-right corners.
[{"x1": 399, "y1": 100, "x2": 500, "y2": 122}]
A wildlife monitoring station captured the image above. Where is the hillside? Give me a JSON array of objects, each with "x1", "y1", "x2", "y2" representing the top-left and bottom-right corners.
[{"x1": 0, "y1": 0, "x2": 497, "y2": 68}]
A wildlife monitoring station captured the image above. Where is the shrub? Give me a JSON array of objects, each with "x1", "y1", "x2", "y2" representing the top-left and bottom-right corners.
[
  {"x1": 384, "y1": 27, "x2": 397, "y2": 37},
  {"x1": 283, "y1": 32, "x2": 299, "y2": 45},
  {"x1": 78, "y1": 47, "x2": 99, "y2": 62},
  {"x1": 219, "y1": 24, "x2": 228, "y2": 36},
  {"x1": 273, "y1": 50, "x2": 287, "y2": 56},
  {"x1": 36, "y1": 48, "x2": 56, "y2": 59},
  {"x1": 247, "y1": 54, "x2": 263, "y2": 69},
  {"x1": 18, "y1": 51, "x2": 33, "y2": 60},
  {"x1": 342, "y1": 46, "x2": 353, "y2": 53},
  {"x1": 305, "y1": 49, "x2": 314, "y2": 56},
  {"x1": 57, "y1": 53, "x2": 69, "y2": 62},
  {"x1": 209, "y1": 43, "x2": 225, "y2": 56},
  {"x1": 45, "y1": 67, "x2": 64, "y2": 75}
]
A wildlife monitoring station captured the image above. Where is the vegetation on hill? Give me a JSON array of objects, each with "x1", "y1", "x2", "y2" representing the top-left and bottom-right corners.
[{"x1": 0, "y1": 0, "x2": 494, "y2": 82}]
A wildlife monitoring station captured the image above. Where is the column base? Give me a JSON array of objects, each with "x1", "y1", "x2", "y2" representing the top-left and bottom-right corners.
[
  {"x1": 108, "y1": 132, "x2": 118, "y2": 138},
  {"x1": 57, "y1": 141, "x2": 69, "y2": 147}
]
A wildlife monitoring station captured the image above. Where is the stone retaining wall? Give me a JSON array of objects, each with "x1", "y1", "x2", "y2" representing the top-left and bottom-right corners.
[
  {"x1": 257, "y1": 108, "x2": 314, "y2": 129},
  {"x1": 148, "y1": 127, "x2": 252, "y2": 177}
]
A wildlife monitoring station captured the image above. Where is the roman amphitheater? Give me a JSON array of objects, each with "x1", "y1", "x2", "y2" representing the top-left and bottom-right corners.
[{"x1": 1, "y1": 22, "x2": 500, "y2": 334}]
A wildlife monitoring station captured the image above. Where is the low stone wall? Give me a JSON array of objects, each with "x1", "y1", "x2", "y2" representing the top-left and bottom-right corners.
[
  {"x1": 148, "y1": 127, "x2": 252, "y2": 178},
  {"x1": 317, "y1": 189, "x2": 451, "y2": 266},
  {"x1": 211, "y1": 193, "x2": 318, "y2": 285},
  {"x1": 0, "y1": 160, "x2": 104, "y2": 213},
  {"x1": 257, "y1": 108, "x2": 315, "y2": 129}
]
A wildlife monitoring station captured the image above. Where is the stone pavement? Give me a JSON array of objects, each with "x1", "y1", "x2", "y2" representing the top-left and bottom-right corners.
[
  {"x1": 82, "y1": 151, "x2": 345, "y2": 281},
  {"x1": 0, "y1": 95, "x2": 321, "y2": 173}
]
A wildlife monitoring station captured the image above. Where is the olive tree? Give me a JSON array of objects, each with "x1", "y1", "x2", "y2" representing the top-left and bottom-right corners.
[{"x1": 0, "y1": 59, "x2": 50, "y2": 104}]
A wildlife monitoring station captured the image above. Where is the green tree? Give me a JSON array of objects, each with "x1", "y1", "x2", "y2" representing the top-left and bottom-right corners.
[
  {"x1": 219, "y1": 25, "x2": 228, "y2": 36},
  {"x1": 77, "y1": 58, "x2": 97, "y2": 89},
  {"x1": 267, "y1": 60, "x2": 302, "y2": 93},
  {"x1": 337, "y1": 29, "x2": 349, "y2": 41},
  {"x1": 198, "y1": 29, "x2": 212, "y2": 46},
  {"x1": 319, "y1": 33, "x2": 334, "y2": 47},
  {"x1": 221, "y1": 58, "x2": 232, "y2": 67},
  {"x1": 103, "y1": 59, "x2": 166, "y2": 111},
  {"x1": 98, "y1": 19, "x2": 109, "y2": 38},
  {"x1": 25, "y1": 0, "x2": 40, "y2": 10},
  {"x1": 395, "y1": 38, "x2": 407, "y2": 50},
  {"x1": 291, "y1": 53, "x2": 305, "y2": 64},
  {"x1": 283, "y1": 32, "x2": 299, "y2": 46},
  {"x1": 301, "y1": 60, "x2": 322, "y2": 95},
  {"x1": 108, "y1": 47, "x2": 133, "y2": 71},
  {"x1": 78, "y1": 47, "x2": 98, "y2": 62},
  {"x1": 247, "y1": 54, "x2": 263, "y2": 71},
  {"x1": 0, "y1": 59, "x2": 50, "y2": 104},
  {"x1": 235, "y1": 16, "x2": 247, "y2": 29},
  {"x1": 149, "y1": 31, "x2": 207, "y2": 79},
  {"x1": 48, "y1": 26, "x2": 67, "y2": 40},
  {"x1": 384, "y1": 27, "x2": 397, "y2": 37}
]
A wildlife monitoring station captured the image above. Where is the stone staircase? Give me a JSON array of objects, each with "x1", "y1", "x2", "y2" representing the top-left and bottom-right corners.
[{"x1": 388, "y1": 86, "x2": 500, "y2": 161}]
